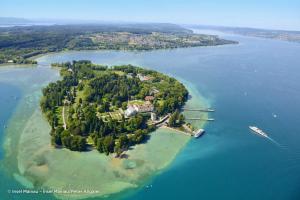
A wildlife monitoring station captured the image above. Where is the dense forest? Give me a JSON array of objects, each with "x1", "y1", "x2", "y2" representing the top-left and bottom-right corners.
[
  {"x1": 0, "y1": 24, "x2": 237, "y2": 64},
  {"x1": 40, "y1": 60, "x2": 188, "y2": 155}
]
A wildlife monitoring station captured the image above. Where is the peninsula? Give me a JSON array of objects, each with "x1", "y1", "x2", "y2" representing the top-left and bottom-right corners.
[
  {"x1": 40, "y1": 60, "x2": 192, "y2": 156},
  {"x1": 0, "y1": 24, "x2": 237, "y2": 65},
  {"x1": 190, "y1": 25, "x2": 300, "y2": 43}
]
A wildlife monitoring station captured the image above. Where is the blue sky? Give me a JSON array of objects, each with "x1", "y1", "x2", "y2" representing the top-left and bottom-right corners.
[{"x1": 1, "y1": 0, "x2": 300, "y2": 30}]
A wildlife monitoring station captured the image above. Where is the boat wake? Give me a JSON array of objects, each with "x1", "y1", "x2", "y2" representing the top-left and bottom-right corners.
[
  {"x1": 249, "y1": 126, "x2": 283, "y2": 147},
  {"x1": 265, "y1": 136, "x2": 283, "y2": 148}
]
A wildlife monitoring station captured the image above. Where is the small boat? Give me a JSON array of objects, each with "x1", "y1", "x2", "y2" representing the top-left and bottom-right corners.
[
  {"x1": 249, "y1": 126, "x2": 268, "y2": 138},
  {"x1": 194, "y1": 129, "x2": 205, "y2": 138}
]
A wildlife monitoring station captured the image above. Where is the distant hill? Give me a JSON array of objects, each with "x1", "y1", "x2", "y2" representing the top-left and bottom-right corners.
[
  {"x1": 58, "y1": 23, "x2": 193, "y2": 34},
  {"x1": 0, "y1": 23, "x2": 192, "y2": 34},
  {"x1": 189, "y1": 25, "x2": 300, "y2": 43},
  {"x1": 0, "y1": 17, "x2": 191, "y2": 34},
  {"x1": 0, "y1": 17, "x2": 32, "y2": 25}
]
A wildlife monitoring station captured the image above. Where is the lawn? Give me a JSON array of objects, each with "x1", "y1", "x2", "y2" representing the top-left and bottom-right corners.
[
  {"x1": 98, "y1": 110, "x2": 123, "y2": 122},
  {"x1": 109, "y1": 111, "x2": 123, "y2": 121},
  {"x1": 112, "y1": 70, "x2": 126, "y2": 76},
  {"x1": 128, "y1": 100, "x2": 145, "y2": 105}
]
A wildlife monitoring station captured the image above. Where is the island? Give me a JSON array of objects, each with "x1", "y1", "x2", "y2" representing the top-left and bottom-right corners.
[{"x1": 40, "y1": 60, "x2": 195, "y2": 156}]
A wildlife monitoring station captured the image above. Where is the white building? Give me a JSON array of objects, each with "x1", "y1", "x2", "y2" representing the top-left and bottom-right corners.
[
  {"x1": 137, "y1": 73, "x2": 151, "y2": 81},
  {"x1": 151, "y1": 112, "x2": 157, "y2": 121},
  {"x1": 124, "y1": 106, "x2": 137, "y2": 117},
  {"x1": 126, "y1": 73, "x2": 133, "y2": 79}
]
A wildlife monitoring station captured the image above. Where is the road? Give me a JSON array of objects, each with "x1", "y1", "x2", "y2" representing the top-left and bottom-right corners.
[{"x1": 62, "y1": 106, "x2": 67, "y2": 130}]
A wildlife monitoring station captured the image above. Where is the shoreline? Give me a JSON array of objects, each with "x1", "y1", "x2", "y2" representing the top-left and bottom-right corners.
[
  {"x1": 160, "y1": 125, "x2": 192, "y2": 137},
  {"x1": 0, "y1": 63, "x2": 38, "y2": 67},
  {"x1": 1, "y1": 39, "x2": 238, "y2": 67}
]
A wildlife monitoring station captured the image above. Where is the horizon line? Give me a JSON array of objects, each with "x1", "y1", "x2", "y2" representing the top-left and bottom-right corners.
[{"x1": 1, "y1": 16, "x2": 300, "y2": 32}]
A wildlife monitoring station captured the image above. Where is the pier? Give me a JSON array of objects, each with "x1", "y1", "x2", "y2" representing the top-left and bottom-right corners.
[
  {"x1": 186, "y1": 118, "x2": 215, "y2": 121},
  {"x1": 182, "y1": 108, "x2": 215, "y2": 112}
]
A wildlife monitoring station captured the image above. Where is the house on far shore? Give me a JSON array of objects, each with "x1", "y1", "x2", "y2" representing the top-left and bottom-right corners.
[
  {"x1": 137, "y1": 73, "x2": 152, "y2": 81},
  {"x1": 7, "y1": 60, "x2": 14, "y2": 63}
]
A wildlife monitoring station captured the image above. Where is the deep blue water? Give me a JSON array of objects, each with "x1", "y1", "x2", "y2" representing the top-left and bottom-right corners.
[
  {"x1": 121, "y1": 34, "x2": 300, "y2": 200},
  {"x1": 120, "y1": 35, "x2": 300, "y2": 200},
  {"x1": 1, "y1": 32, "x2": 300, "y2": 200}
]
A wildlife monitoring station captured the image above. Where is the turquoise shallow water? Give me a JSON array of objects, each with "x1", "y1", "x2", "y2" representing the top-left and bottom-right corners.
[
  {"x1": 1, "y1": 31, "x2": 300, "y2": 200},
  {"x1": 0, "y1": 83, "x2": 21, "y2": 159},
  {"x1": 0, "y1": 66, "x2": 59, "y2": 200}
]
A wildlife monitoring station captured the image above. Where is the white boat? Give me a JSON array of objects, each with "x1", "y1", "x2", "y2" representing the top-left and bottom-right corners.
[
  {"x1": 249, "y1": 126, "x2": 268, "y2": 138},
  {"x1": 194, "y1": 129, "x2": 205, "y2": 138}
]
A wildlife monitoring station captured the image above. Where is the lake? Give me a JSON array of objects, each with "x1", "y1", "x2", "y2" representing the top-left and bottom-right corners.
[{"x1": 1, "y1": 30, "x2": 300, "y2": 200}]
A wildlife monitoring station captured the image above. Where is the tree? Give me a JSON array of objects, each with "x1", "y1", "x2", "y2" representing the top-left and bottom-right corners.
[
  {"x1": 51, "y1": 133, "x2": 62, "y2": 146},
  {"x1": 129, "y1": 129, "x2": 148, "y2": 144},
  {"x1": 70, "y1": 135, "x2": 86, "y2": 151},
  {"x1": 97, "y1": 136, "x2": 115, "y2": 155},
  {"x1": 103, "y1": 136, "x2": 115, "y2": 155},
  {"x1": 168, "y1": 113, "x2": 176, "y2": 127},
  {"x1": 104, "y1": 101, "x2": 110, "y2": 112},
  {"x1": 168, "y1": 110, "x2": 184, "y2": 127},
  {"x1": 178, "y1": 113, "x2": 185, "y2": 125},
  {"x1": 119, "y1": 134, "x2": 129, "y2": 150},
  {"x1": 114, "y1": 145, "x2": 122, "y2": 157},
  {"x1": 122, "y1": 102, "x2": 127, "y2": 110},
  {"x1": 96, "y1": 138, "x2": 105, "y2": 153}
]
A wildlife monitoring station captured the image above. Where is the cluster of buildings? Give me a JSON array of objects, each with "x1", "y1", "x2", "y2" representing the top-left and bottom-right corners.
[
  {"x1": 137, "y1": 73, "x2": 152, "y2": 81},
  {"x1": 123, "y1": 74, "x2": 160, "y2": 121},
  {"x1": 126, "y1": 73, "x2": 152, "y2": 82},
  {"x1": 124, "y1": 101, "x2": 154, "y2": 118}
]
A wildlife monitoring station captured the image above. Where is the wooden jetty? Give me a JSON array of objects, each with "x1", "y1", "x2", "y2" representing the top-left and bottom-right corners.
[
  {"x1": 186, "y1": 118, "x2": 215, "y2": 121},
  {"x1": 182, "y1": 108, "x2": 215, "y2": 112}
]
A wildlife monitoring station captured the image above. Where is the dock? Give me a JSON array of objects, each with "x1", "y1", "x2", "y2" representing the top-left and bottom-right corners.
[
  {"x1": 186, "y1": 118, "x2": 215, "y2": 121},
  {"x1": 182, "y1": 108, "x2": 215, "y2": 112}
]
